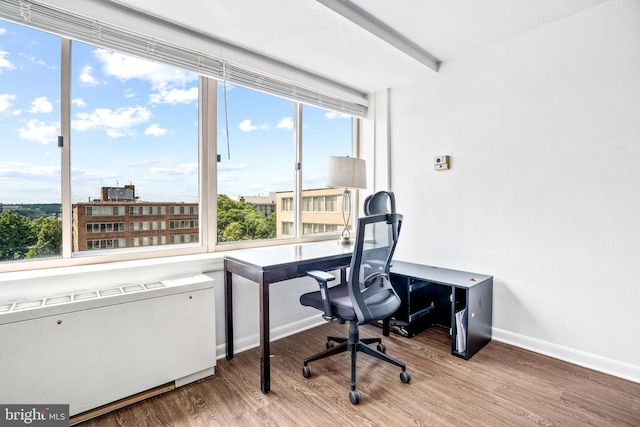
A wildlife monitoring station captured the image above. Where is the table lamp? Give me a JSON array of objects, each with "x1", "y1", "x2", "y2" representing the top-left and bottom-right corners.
[{"x1": 326, "y1": 156, "x2": 367, "y2": 244}]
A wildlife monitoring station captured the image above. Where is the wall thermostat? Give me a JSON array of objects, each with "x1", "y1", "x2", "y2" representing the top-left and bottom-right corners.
[{"x1": 434, "y1": 155, "x2": 449, "y2": 170}]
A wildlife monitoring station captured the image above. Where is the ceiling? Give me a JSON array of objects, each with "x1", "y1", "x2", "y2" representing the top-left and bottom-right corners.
[{"x1": 110, "y1": 0, "x2": 610, "y2": 93}]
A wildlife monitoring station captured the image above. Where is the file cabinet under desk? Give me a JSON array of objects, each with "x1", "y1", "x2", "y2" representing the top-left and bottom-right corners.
[{"x1": 386, "y1": 261, "x2": 493, "y2": 360}]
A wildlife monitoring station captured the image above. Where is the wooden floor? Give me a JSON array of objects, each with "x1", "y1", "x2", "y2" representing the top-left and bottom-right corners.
[{"x1": 80, "y1": 322, "x2": 640, "y2": 426}]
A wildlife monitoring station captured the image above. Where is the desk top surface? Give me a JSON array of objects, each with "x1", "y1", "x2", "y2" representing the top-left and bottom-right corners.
[
  {"x1": 224, "y1": 240, "x2": 354, "y2": 270},
  {"x1": 391, "y1": 260, "x2": 493, "y2": 288},
  {"x1": 224, "y1": 242, "x2": 493, "y2": 287}
]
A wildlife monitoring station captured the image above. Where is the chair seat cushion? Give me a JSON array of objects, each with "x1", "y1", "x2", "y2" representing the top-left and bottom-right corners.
[{"x1": 300, "y1": 283, "x2": 356, "y2": 321}]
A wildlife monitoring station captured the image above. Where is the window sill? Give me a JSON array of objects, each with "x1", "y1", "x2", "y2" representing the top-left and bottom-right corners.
[
  {"x1": 0, "y1": 252, "x2": 224, "y2": 304},
  {"x1": 0, "y1": 234, "x2": 341, "y2": 302}
]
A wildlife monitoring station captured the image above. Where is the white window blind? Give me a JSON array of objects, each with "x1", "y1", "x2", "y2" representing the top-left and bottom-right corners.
[{"x1": 0, "y1": 0, "x2": 368, "y2": 117}]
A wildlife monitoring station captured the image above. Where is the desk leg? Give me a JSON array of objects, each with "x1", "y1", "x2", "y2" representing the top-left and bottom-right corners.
[
  {"x1": 225, "y1": 267, "x2": 234, "y2": 360},
  {"x1": 259, "y1": 275, "x2": 270, "y2": 393}
]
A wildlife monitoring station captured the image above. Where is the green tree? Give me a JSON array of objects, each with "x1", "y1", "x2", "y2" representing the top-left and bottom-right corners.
[
  {"x1": 0, "y1": 211, "x2": 37, "y2": 260},
  {"x1": 27, "y1": 216, "x2": 62, "y2": 258},
  {"x1": 217, "y1": 194, "x2": 276, "y2": 242},
  {"x1": 253, "y1": 211, "x2": 276, "y2": 240},
  {"x1": 221, "y1": 221, "x2": 245, "y2": 242}
]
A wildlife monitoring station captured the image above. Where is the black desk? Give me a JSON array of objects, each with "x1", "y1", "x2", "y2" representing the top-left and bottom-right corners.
[
  {"x1": 224, "y1": 241, "x2": 354, "y2": 393},
  {"x1": 224, "y1": 243, "x2": 494, "y2": 393}
]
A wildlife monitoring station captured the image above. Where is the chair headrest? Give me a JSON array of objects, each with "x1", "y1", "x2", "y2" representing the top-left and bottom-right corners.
[{"x1": 364, "y1": 191, "x2": 396, "y2": 215}]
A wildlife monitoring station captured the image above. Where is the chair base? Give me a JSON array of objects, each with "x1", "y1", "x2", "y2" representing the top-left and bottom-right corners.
[{"x1": 302, "y1": 321, "x2": 408, "y2": 403}]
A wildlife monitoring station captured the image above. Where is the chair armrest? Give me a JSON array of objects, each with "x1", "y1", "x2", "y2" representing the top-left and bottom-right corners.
[
  {"x1": 306, "y1": 270, "x2": 336, "y2": 320},
  {"x1": 306, "y1": 270, "x2": 336, "y2": 283}
]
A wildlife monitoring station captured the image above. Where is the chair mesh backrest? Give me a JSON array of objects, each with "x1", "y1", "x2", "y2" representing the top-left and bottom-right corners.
[{"x1": 348, "y1": 213, "x2": 403, "y2": 324}]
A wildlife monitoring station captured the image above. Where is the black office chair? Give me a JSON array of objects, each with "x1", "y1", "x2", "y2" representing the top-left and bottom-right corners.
[{"x1": 300, "y1": 212, "x2": 410, "y2": 404}]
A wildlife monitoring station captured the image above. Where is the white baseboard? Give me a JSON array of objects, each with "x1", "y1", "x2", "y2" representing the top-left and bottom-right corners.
[
  {"x1": 217, "y1": 315, "x2": 325, "y2": 358},
  {"x1": 492, "y1": 327, "x2": 640, "y2": 384},
  {"x1": 217, "y1": 320, "x2": 640, "y2": 386}
]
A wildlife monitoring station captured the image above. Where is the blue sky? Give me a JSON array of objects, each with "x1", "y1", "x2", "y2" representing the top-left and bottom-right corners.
[{"x1": 0, "y1": 19, "x2": 352, "y2": 205}]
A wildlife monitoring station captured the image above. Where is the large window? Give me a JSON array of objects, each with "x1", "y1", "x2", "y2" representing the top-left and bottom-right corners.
[
  {"x1": 0, "y1": 14, "x2": 360, "y2": 271},
  {"x1": 301, "y1": 104, "x2": 353, "y2": 193},
  {"x1": 300, "y1": 105, "x2": 353, "y2": 238},
  {"x1": 0, "y1": 20, "x2": 62, "y2": 262},
  {"x1": 216, "y1": 85, "x2": 293, "y2": 243},
  {"x1": 70, "y1": 41, "x2": 200, "y2": 254},
  {"x1": 216, "y1": 88, "x2": 354, "y2": 243}
]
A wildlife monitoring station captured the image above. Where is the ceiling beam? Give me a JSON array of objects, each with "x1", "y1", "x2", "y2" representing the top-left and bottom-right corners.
[{"x1": 316, "y1": 0, "x2": 440, "y2": 72}]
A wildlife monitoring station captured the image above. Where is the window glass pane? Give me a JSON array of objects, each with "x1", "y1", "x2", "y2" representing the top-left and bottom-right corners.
[
  {"x1": 217, "y1": 84, "x2": 292, "y2": 243},
  {"x1": 70, "y1": 41, "x2": 199, "y2": 253},
  {"x1": 0, "y1": 20, "x2": 62, "y2": 262},
  {"x1": 301, "y1": 105, "x2": 353, "y2": 237}
]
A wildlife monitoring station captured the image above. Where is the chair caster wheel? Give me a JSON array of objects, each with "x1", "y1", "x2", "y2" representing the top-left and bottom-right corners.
[
  {"x1": 326, "y1": 341, "x2": 335, "y2": 349},
  {"x1": 400, "y1": 370, "x2": 411, "y2": 383},
  {"x1": 377, "y1": 343, "x2": 386, "y2": 353},
  {"x1": 349, "y1": 390, "x2": 361, "y2": 405},
  {"x1": 302, "y1": 366, "x2": 311, "y2": 378}
]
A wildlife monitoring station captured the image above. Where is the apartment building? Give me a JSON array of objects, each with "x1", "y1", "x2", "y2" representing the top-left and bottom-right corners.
[
  {"x1": 276, "y1": 188, "x2": 346, "y2": 238},
  {"x1": 72, "y1": 185, "x2": 198, "y2": 251},
  {"x1": 234, "y1": 193, "x2": 277, "y2": 217}
]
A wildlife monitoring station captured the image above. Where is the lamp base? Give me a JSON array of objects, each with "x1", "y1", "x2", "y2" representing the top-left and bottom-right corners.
[
  {"x1": 337, "y1": 188, "x2": 353, "y2": 245},
  {"x1": 337, "y1": 236, "x2": 352, "y2": 245}
]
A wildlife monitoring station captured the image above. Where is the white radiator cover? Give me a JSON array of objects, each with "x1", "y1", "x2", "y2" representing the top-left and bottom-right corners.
[{"x1": 0, "y1": 274, "x2": 216, "y2": 416}]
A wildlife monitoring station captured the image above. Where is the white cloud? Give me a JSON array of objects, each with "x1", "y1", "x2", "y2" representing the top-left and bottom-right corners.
[
  {"x1": 0, "y1": 51, "x2": 15, "y2": 73},
  {"x1": 144, "y1": 123, "x2": 167, "y2": 136},
  {"x1": 217, "y1": 173, "x2": 240, "y2": 184},
  {"x1": 325, "y1": 111, "x2": 350, "y2": 119},
  {"x1": 0, "y1": 93, "x2": 16, "y2": 112},
  {"x1": 149, "y1": 162, "x2": 198, "y2": 175},
  {"x1": 124, "y1": 89, "x2": 136, "y2": 98},
  {"x1": 18, "y1": 119, "x2": 60, "y2": 144},
  {"x1": 0, "y1": 161, "x2": 60, "y2": 180},
  {"x1": 72, "y1": 98, "x2": 86, "y2": 108},
  {"x1": 0, "y1": 161, "x2": 25, "y2": 175},
  {"x1": 79, "y1": 64, "x2": 100, "y2": 86},
  {"x1": 218, "y1": 163, "x2": 249, "y2": 171},
  {"x1": 94, "y1": 49, "x2": 197, "y2": 90},
  {"x1": 29, "y1": 96, "x2": 53, "y2": 113},
  {"x1": 72, "y1": 106, "x2": 152, "y2": 138},
  {"x1": 0, "y1": 28, "x2": 6, "y2": 36},
  {"x1": 239, "y1": 119, "x2": 257, "y2": 132},
  {"x1": 128, "y1": 160, "x2": 159, "y2": 167},
  {"x1": 23, "y1": 53, "x2": 50, "y2": 68},
  {"x1": 149, "y1": 87, "x2": 198, "y2": 105},
  {"x1": 277, "y1": 117, "x2": 294, "y2": 130},
  {"x1": 239, "y1": 119, "x2": 270, "y2": 132}
]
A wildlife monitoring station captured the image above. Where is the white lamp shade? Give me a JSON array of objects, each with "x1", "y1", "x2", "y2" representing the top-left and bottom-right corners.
[{"x1": 326, "y1": 156, "x2": 367, "y2": 189}]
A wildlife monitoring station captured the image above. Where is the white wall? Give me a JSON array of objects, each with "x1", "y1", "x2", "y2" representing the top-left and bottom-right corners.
[{"x1": 383, "y1": 0, "x2": 640, "y2": 381}]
